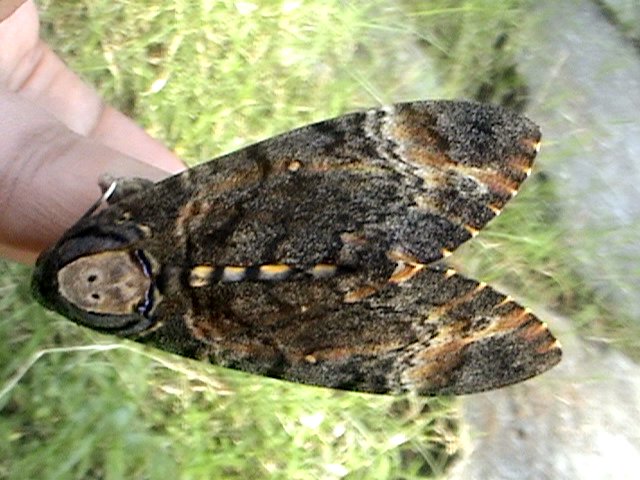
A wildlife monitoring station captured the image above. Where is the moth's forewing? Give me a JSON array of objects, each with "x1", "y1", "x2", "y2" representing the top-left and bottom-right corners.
[{"x1": 32, "y1": 100, "x2": 561, "y2": 395}]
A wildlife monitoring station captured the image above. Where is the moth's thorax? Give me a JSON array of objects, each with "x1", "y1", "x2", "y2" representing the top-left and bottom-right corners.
[{"x1": 57, "y1": 250, "x2": 151, "y2": 315}]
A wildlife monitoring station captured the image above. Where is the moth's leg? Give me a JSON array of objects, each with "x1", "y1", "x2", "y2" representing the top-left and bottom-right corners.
[{"x1": 80, "y1": 175, "x2": 155, "y2": 219}]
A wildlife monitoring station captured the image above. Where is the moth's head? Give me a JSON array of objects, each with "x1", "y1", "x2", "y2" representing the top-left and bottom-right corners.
[{"x1": 32, "y1": 220, "x2": 158, "y2": 336}]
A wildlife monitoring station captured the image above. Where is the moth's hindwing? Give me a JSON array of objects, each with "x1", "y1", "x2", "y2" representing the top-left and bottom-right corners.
[{"x1": 32, "y1": 100, "x2": 561, "y2": 395}]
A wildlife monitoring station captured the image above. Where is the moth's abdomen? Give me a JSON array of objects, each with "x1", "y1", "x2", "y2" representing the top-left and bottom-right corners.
[{"x1": 186, "y1": 262, "x2": 342, "y2": 287}]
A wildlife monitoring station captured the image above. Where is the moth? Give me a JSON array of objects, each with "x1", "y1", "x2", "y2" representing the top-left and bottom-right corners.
[{"x1": 32, "y1": 100, "x2": 561, "y2": 395}]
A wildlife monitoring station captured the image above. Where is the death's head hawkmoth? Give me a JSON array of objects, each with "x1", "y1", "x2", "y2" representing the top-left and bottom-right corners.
[{"x1": 32, "y1": 100, "x2": 561, "y2": 396}]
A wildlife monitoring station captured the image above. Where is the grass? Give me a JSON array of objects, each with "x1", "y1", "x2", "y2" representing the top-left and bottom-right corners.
[{"x1": 1, "y1": 0, "x2": 625, "y2": 479}]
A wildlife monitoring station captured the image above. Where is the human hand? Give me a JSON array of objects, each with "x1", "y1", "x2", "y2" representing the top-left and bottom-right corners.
[{"x1": 0, "y1": 0, "x2": 185, "y2": 264}]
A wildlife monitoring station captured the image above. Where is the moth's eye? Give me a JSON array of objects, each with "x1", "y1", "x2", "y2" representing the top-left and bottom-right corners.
[{"x1": 57, "y1": 251, "x2": 151, "y2": 315}]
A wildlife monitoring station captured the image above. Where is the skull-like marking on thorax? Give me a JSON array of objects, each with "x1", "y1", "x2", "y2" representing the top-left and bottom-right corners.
[{"x1": 57, "y1": 251, "x2": 151, "y2": 315}]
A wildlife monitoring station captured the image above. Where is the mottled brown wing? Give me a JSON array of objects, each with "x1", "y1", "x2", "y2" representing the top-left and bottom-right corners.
[{"x1": 99, "y1": 101, "x2": 540, "y2": 271}]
